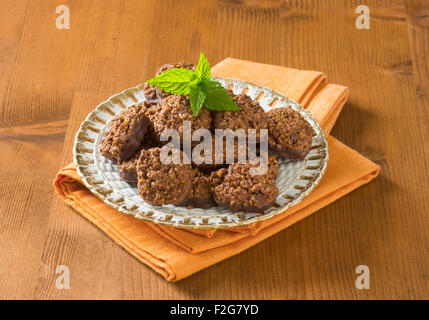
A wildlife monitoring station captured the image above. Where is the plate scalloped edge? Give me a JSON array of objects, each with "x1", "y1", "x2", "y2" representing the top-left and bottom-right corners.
[{"x1": 73, "y1": 77, "x2": 329, "y2": 229}]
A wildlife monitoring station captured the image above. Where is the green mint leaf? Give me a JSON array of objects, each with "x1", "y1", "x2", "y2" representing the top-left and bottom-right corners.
[
  {"x1": 201, "y1": 79, "x2": 240, "y2": 111},
  {"x1": 145, "y1": 53, "x2": 237, "y2": 116},
  {"x1": 189, "y1": 78, "x2": 202, "y2": 89},
  {"x1": 195, "y1": 52, "x2": 211, "y2": 80},
  {"x1": 190, "y1": 87, "x2": 206, "y2": 116},
  {"x1": 147, "y1": 68, "x2": 195, "y2": 95}
]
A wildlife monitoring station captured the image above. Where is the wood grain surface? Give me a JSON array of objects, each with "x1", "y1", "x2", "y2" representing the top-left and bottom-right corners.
[{"x1": 0, "y1": 0, "x2": 428, "y2": 299}]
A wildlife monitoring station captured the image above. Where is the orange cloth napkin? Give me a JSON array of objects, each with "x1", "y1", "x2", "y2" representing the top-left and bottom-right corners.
[
  {"x1": 212, "y1": 58, "x2": 328, "y2": 107},
  {"x1": 54, "y1": 58, "x2": 379, "y2": 281}
]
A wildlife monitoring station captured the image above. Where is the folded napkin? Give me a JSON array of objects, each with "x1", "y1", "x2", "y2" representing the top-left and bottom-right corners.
[{"x1": 54, "y1": 58, "x2": 379, "y2": 281}]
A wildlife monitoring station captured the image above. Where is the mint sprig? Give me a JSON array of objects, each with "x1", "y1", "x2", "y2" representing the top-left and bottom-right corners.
[
  {"x1": 146, "y1": 52, "x2": 239, "y2": 116},
  {"x1": 189, "y1": 86, "x2": 206, "y2": 116},
  {"x1": 200, "y1": 79, "x2": 239, "y2": 111},
  {"x1": 195, "y1": 52, "x2": 211, "y2": 80},
  {"x1": 147, "y1": 68, "x2": 194, "y2": 95}
]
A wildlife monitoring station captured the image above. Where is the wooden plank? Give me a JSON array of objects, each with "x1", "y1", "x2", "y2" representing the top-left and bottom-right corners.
[
  {"x1": 404, "y1": 0, "x2": 429, "y2": 298},
  {"x1": 277, "y1": 0, "x2": 429, "y2": 299},
  {"x1": 33, "y1": 0, "x2": 159, "y2": 300},
  {"x1": 0, "y1": 0, "x2": 72, "y2": 299},
  {"x1": 0, "y1": 120, "x2": 67, "y2": 299},
  {"x1": 0, "y1": 0, "x2": 29, "y2": 127},
  {"x1": 406, "y1": 0, "x2": 429, "y2": 170},
  {"x1": 0, "y1": 0, "x2": 95, "y2": 127}
]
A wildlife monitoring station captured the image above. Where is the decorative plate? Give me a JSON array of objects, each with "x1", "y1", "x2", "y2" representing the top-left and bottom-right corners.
[{"x1": 73, "y1": 77, "x2": 329, "y2": 229}]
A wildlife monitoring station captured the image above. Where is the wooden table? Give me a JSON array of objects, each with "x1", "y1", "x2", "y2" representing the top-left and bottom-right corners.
[{"x1": 0, "y1": 0, "x2": 428, "y2": 300}]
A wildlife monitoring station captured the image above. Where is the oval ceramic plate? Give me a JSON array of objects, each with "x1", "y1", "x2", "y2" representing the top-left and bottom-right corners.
[{"x1": 73, "y1": 77, "x2": 328, "y2": 229}]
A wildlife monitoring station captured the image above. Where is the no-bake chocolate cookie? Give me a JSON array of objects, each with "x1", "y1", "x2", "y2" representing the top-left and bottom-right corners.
[
  {"x1": 267, "y1": 108, "x2": 314, "y2": 160},
  {"x1": 209, "y1": 167, "x2": 228, "y2": 186},
  {"x1": 213, "y1": 156, "x2": 279, "y2": 212},
  {"x1": 118, "y1": 140, "x2": 155, "y2": 182},
  {"x1": 153, "y1": 94, "x2": 212, "y2": 144},
  {"x1": 137, "y1": 147, "x2": 192, "y2": 205},
  {"x1": 143, "y1": 83, "x2": 158, "y2": 104},
  {"x1": 100, "y1": 104, "x2": 150, "y2": 162},
  {"x1": 139, "y1": 100, "x2": 162, "y2": 145},
  {"x1": 178, "y1": 169, "x2": 216, "y2": 209},
  {"x1": 143, "y1": 62, "x2": 195, "y2": 104},
  {"x1": 191, "y1": 138, "x2": 249, "y2": 171},
  {"x1": 155, "y1": 62, "x2": 195, "y2": 75},
  {"x1": 118, "y1": 150, "x2": 140, "y2": 182},
  {"x1": 213, "y1": 90, "x2": 268, "y2": 140}
]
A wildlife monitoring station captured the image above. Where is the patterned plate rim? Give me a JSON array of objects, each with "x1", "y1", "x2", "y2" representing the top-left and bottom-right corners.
[{"x1": 73, "y1": 77, "x2": 329, "y2": 229}]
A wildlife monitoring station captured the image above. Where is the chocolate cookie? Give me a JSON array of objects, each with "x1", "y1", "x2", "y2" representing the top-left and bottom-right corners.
[
  {"x1": 245, "y1": 154, "x2": 279, "y2": 179},
  {"x1": 143, "y1": 62, "x2": 195, "y2": 104},
  {"x1": 100, "y1": 104, "x2": 150, "y2": 162},
  {"x1": 267, "y1": 108, "x2": 314, "y2": 160},
  {"x1": 137, "y1": 147, "x2": 192, "y2": 205},
  {"x1": 118, "y1": 141, "x2": 155, "y2": 182},
  {"x1": 209, "y1": 167, "x2": 228, "y2": 186},
  {"x1": 140, "y1": 101, "x2": 162, "y2": 146},
  {"x1": 118, "y1": 150, "x2": 140, "y2": 182},
  {"x1": 178, "y1": 169, "x2": 216, "y2": 209},
  {"x1": 155, "y1": 62, "x2": 195, "y2": 75},
  {"x1": 192, "y1": 137, "x2": 250, "y2": 172},
  {"x1": 213, "y1": 91, "x2": 268, "y2": 140},
  {"x1": 153, "y1": 95, "x2": 212, "y2": 145},
  {"x1": 143, "y1": 83, "x2": 158, "y2": 104},
  {"x1": 213, "y1": 156, "x2": 279, "y2": 212}
]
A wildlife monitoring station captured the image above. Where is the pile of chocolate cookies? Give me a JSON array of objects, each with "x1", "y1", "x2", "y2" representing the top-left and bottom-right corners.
[{"x1": 100, "y1": 62, "x2": 314, "y2": 212}]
